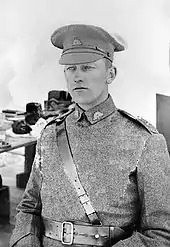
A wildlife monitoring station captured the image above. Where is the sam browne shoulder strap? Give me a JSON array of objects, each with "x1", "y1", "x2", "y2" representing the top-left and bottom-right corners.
[{"x1": 58, "y1": 121, "x2": 102, "y2": 225}]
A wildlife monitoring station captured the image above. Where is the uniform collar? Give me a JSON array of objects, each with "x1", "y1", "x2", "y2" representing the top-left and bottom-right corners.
[{"x1": 73, "y1": 94, "x2": 117, "y2": 124}]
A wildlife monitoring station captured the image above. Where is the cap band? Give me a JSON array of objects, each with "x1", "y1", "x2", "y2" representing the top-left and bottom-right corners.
[{"x1": 61, "y1": 47, "x2": 113, "y2": 63}]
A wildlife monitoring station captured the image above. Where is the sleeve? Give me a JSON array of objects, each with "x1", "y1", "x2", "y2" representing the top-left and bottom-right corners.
[
  {"x1": 10, "y1": 136, "x2": 44, "y2": 247},
  {"x1": 115, "y1": 134, "x2": 170, "y2": 247}
]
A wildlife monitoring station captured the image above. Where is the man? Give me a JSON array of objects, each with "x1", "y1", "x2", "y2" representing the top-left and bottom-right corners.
[{"x1": 10, "y1": 24, "x2": 170, "y2": 246}]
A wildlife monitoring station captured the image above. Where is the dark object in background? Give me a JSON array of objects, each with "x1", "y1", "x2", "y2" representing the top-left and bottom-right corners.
[
  {"x1": 16, "y1": 173, "x2": 30, "y2": 189},
  {"x1": 0, "y1": 175, "x2": 2, "y2": 187},
  {"x1": 0, "y1": 141, "x2": 11, "y2": 149},
  {"x1": 42, "y1": 90, "x2": 73, "y2": 120},
  {"x1": 2, "y1": 109, "x2": 25, "y2": 119},
  {"x1": 42, "y1": 90, "x2": 73, "y2": 119},
  {"x1": 48, "y1": 90, "x2": 72, "y2": 103},
  {"x1": 25, "y1": 102, "x2": 43, "y2": 125},
  {"x1": 16, "y1": 143, "x2": 36, "y2": 189},
  {"x1": 12, "y1": 120, "x2": 32, "y2": 134},
  {"x1": 0, "y1": 185, "x2": 10, "y2": 222},
  {"x1": 47, "y1": 90, "x2": 72, "y2": 110}
]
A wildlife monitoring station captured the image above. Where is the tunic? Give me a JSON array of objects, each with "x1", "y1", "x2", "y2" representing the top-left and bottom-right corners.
[{"x1": 10, "y1": 95, "x2": 170, "y2": 246}]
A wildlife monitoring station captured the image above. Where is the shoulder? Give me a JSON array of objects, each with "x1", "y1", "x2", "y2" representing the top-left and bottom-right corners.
[
  {"x1": 118, "y1": 109, "x2": 159, "y2": 135},
  {"x1": 40, "y1": 104, "x2": 75, "y2": 136}
]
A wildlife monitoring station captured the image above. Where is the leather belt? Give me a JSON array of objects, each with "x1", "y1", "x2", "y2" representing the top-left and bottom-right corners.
[{"x1": 43, "y1": 217, "x2": 131, "y2": 246}]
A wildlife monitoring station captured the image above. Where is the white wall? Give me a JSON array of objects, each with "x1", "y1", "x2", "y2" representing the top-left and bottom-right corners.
[{"x1": 0, "y1": 0, "x2": 170, "y2": 126}]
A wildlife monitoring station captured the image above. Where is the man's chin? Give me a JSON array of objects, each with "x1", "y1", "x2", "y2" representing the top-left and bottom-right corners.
[{"x1": 72, "y1": 95, "x2": 90, "y2": 105}]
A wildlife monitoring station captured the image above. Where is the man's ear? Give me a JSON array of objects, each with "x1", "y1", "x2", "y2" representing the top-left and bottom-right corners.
[
  {"x1": 106, "y1": 67, "x2": 117, "y2": 84},
  {"x1": 113, "y1": 66, "x2": 117, "y2": 77},
  {"x1": 64, "y1": 68, "x2": 67, "y2": 80}
]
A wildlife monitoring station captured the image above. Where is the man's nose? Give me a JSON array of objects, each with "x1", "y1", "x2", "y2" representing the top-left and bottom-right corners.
[{"x1": 74, "y1": 67, "x2": 83, "y2": 83}]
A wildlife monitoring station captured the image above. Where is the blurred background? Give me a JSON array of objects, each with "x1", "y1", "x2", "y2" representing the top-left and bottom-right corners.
[{"x1": 0, "y1": 0, "x2": 170, "y2": 126}]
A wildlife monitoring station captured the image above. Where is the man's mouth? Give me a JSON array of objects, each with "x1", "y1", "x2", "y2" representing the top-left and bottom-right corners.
[{"x1": 73, "y1": 87, "x2": 87, "y2": 91}]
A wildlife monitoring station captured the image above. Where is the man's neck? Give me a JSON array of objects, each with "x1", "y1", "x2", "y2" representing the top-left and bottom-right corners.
[{"x1": 78, "y1": 94, "x2": 109, "y2": 111}]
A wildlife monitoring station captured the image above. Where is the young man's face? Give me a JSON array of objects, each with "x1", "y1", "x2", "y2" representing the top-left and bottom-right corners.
[{"x1": 64, "y1": 58, "x2": 113, "y2": 110}]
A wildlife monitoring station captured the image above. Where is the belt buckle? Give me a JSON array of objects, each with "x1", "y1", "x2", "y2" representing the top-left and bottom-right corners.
[{"x1": 61, "y1": 221, "x2": 74, "y2": 245}]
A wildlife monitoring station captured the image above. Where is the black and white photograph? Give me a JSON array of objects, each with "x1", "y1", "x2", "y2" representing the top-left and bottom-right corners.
[{"x1": 0, "y1": 0, "x2": 170, "y2": 246}]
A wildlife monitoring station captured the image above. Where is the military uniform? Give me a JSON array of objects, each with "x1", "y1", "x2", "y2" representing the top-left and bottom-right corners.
[
  {"x1": 10, "y1": 24, "x2": 170, "y2": 246},
  {"x1": 10, "y1": 95, "x2": 170, "y2": 246}
]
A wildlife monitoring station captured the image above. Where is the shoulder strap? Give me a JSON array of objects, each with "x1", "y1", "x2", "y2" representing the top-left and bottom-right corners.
[
  {"x1": 118, "y1": 109, "x2": 158, "y2": 134},
  {"x1": 58, "y1": 121, "x2": 102, "y2": 225},
  {"x1": 44, "y1": 103, "x2": 75, "y2": 129}
]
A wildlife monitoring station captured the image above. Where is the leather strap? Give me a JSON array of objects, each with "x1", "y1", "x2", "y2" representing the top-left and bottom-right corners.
[
  {"x1": 45, "y1": 103, "x2": 75, "y2": 128},
  {"x1": 58, "y1": 121, "x2": 102, "y2": 225},
  {"x1": 43, "y1": 217, "x2": 129, "y2": 246}
]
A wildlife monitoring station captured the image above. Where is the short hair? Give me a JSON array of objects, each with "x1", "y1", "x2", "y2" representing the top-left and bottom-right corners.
[{"x1": 104, "y1": 58, "x2": 112, "y2": 70}]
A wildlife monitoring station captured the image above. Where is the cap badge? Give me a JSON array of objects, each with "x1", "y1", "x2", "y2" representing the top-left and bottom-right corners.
[
  {"x1": 72, "y1": 38, "x2": 82, "y2": 46},
  {"x1": 93, "y1": 111, "x2": 104, "y2": 121}
]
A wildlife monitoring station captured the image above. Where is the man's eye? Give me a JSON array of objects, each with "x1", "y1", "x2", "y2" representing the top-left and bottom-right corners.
[
  {"x1": 82, "y1": 65, "x2": 94, "y2": 71},
  {"x1": 66, "y1": 66, "x2": 76, "y2": 71}
]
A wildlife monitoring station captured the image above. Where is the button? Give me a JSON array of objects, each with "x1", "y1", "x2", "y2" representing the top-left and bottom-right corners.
[{"x1": 94, "y1": 234, "x2": 100, "y2": 239}]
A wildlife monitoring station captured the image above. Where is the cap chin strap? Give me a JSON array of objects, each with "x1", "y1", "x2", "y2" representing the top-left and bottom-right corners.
[
  {"x1": 58, "y1": 120, "x2": 102, "y2": 225},
  {"x1": 62, "y1": 45, "x2": 113, "y2": 63},
  {"x1": 103, "y1": 55, "x2": 113, "y2": 63}
]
